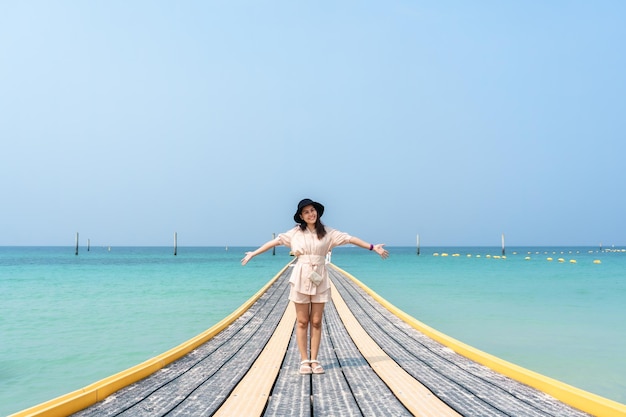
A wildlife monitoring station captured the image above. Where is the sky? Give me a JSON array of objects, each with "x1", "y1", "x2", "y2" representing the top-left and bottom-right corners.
[{"x1": 1, "y1": 1, "x2": 624, "y2": 247}]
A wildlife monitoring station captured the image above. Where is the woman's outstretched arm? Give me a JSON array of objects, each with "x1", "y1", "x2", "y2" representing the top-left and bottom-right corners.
[
  {"x1": 348, "y1": 236, "x2": 389, "y2": 259},
  {"x1": 241, "y1": 238, "x2": 281, "y2": 265}
]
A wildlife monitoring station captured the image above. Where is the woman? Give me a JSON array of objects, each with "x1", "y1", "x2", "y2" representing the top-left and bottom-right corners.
[{"x1": 241, "y1": 198, "x2": 388, "y2": 375}]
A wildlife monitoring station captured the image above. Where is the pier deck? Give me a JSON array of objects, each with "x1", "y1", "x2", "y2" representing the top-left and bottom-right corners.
[{"x1": 64, "y1": 262, "x2": 598, "y2": 417}]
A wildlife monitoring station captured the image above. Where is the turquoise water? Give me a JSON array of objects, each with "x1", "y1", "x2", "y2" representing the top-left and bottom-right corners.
[{"x1": 1, "y1": 246, "x2": 625, "y2": 415}]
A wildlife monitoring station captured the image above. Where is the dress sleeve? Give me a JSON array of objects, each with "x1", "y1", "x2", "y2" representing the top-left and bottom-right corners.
[
  {"x1": 326, "y1": 228, "x2": 352, "y2": 250},
  {"x1": 277, "y1": 226, "x2": 298, "y2": 248}
]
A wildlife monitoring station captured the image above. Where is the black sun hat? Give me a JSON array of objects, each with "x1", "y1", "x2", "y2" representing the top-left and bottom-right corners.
[{"x1": 293, "y1": 198, "x2": 325, "y2": 224}]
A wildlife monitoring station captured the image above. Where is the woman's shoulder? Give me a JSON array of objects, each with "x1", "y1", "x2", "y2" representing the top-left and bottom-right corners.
[
  {"x1": 324, "y1": 226, "x2": 352, "y2": 240},
  {"x1": 282, "y1": 225, "x2": 302, "y2": 235},
  {"x1": 323, "y1": 226, "x2": 345, "y2": 236}
]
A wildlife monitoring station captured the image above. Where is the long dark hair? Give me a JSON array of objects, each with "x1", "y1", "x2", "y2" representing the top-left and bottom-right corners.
[{"x1": 298, "y1": 219, "x2": 327, "y2": 239}]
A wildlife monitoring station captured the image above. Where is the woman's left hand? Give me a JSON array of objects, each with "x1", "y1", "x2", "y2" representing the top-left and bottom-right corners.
[{"x1": 374, "y1": 244, "x2": 389, "y2": 259}]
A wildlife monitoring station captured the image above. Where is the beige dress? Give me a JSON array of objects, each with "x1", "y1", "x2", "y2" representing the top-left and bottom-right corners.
[{"x1": 277, "y1": 226, "x2": 352, "y2": 295}]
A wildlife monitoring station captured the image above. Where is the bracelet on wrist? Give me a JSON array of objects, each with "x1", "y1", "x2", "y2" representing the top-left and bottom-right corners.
[{"x1": 369, "y1": 244, "x2": 374, "y2": 251}]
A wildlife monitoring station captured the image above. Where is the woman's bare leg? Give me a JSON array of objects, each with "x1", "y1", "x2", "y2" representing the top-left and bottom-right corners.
[
  {"x1": 309, "y1": 302, "x2": 325, "y2": 361},
  {"x1": 294, "y1": 302, "x2": 311, "y2": 361}
]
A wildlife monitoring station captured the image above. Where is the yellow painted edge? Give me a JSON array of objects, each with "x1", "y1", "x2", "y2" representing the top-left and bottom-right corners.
[
  {"x1": 10, "y1": 261, "x2": 294, "y2": 417},
  {"x1": 330, "y1": 264, "x2": 626, "y2": 417}
]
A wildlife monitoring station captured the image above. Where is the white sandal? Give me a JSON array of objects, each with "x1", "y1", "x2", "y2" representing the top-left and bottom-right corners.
[
  {"x1": 310, "y1": 360, "x2": 325, "y2": 374},
  {"x1": 299, "y1": 360, "x2": 312, "y2": 375}
]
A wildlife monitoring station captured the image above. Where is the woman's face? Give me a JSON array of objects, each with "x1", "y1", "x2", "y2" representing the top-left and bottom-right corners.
[{"x1": 299, "y1": 205, "x2": 317, "y2": 225}]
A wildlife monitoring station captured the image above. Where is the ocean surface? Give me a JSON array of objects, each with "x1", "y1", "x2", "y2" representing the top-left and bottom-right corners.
[{"x1": 1, "y1": 245, "x2": 625, "y2": 415}]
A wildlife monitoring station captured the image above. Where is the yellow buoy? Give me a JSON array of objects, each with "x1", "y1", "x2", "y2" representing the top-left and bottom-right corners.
[
  {"x1": 569, "y1": 259, "x2": 577, "y2": 264},
  {"x1": 593, "y1": 259, "x2": 601, "y2": 264},
  {"x1": 441, "y1": 253, "x2": 449, "y2": 257},
  {"x1": 433, "y1": 253, "x2": 439, "y2": 256},
  {"x1": 525, "y1": 256, "x2": 531, "y2": 260},
  {"x1": 547, "y1": 257, "x2": 553, "y2": 261},
  {"x1": 558, "y1": 258, "x2": 565, "y2": 263}
]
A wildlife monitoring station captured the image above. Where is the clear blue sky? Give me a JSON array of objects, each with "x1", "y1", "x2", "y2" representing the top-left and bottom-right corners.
[{"x1": 1, "y1": 1, "x2": 624, "y2": 247}]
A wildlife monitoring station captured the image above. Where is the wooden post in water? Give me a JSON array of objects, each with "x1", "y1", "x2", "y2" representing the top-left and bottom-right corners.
[
  {"x1": 272, "y1": 233, "x2": 276, "y2": 255},
  {"x1": 75, "y1": 232, "x2": 79, "y2": 256},
  {"x1": 174, "y1": 232, "x2": 178, "y2": 256},
  {"x1": 87, "y1": 239, "x2": 90, "y2": 252},
  {"x1": 416, "y1": 234, "x2": 420, "y2": 256},
  {"x1": 501, "y1": 233, "x2": 505, "y2": 256}
]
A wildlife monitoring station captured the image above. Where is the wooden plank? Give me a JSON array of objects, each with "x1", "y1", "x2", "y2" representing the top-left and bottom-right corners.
[
  {"x1": 263, "y1": 327, "x2": 311, "y2": 417},
  {"x1": 263, "y1": 292, "x2": 413, "y2": 417},
  {"x1": 329, "y1": 279, "x2": 462, "y2": 417},
  {"x1": 212, "y1": 301, "x2": 296, "y2": 416},
  {"x1": 320, "y1": 298, "x2": 413, "y2": 416},
  {"x1": 331, "y1": 269, "x2": 506, "y2": 416},
  {"x1": 73, "y1": 267, "x2": 292, "y2": 417},
  {"x1": 330, "y1": 266, "x2": 593, "y2": 417},
  {"x1": 162, "y1": 284, "x2": 291, "y2": 416},
  {"x1": 309, "y1": 309, "x2": 362, "y2": 417}
]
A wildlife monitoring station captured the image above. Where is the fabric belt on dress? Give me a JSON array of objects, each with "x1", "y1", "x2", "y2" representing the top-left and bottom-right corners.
[{"x1": 298, "y1": 255, "x2": 326, "y2": 265}]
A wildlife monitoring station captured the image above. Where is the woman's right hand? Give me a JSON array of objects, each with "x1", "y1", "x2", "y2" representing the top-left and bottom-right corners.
[{"x1": 241, "y1": 252, "x2": 254, "y2": 265}]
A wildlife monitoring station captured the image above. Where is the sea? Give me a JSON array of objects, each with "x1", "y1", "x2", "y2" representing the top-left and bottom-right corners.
[{"x1": 1, "y1": 245, "x2": 625, "y2": 416}]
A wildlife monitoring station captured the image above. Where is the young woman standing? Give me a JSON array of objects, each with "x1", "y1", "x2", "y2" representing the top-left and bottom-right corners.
[{"x1": 241, "y1": 198, "x2": 388, "y2": 374}]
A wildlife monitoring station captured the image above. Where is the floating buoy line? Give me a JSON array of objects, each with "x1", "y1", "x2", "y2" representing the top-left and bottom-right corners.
[{"x1": 428, "y1": 250, "x2": 624, "y2": 265}]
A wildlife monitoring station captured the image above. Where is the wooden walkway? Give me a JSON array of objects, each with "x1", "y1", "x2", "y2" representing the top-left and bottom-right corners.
[{"x1": 57, "y1": 262, "x2": 605, "y2": 417}]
